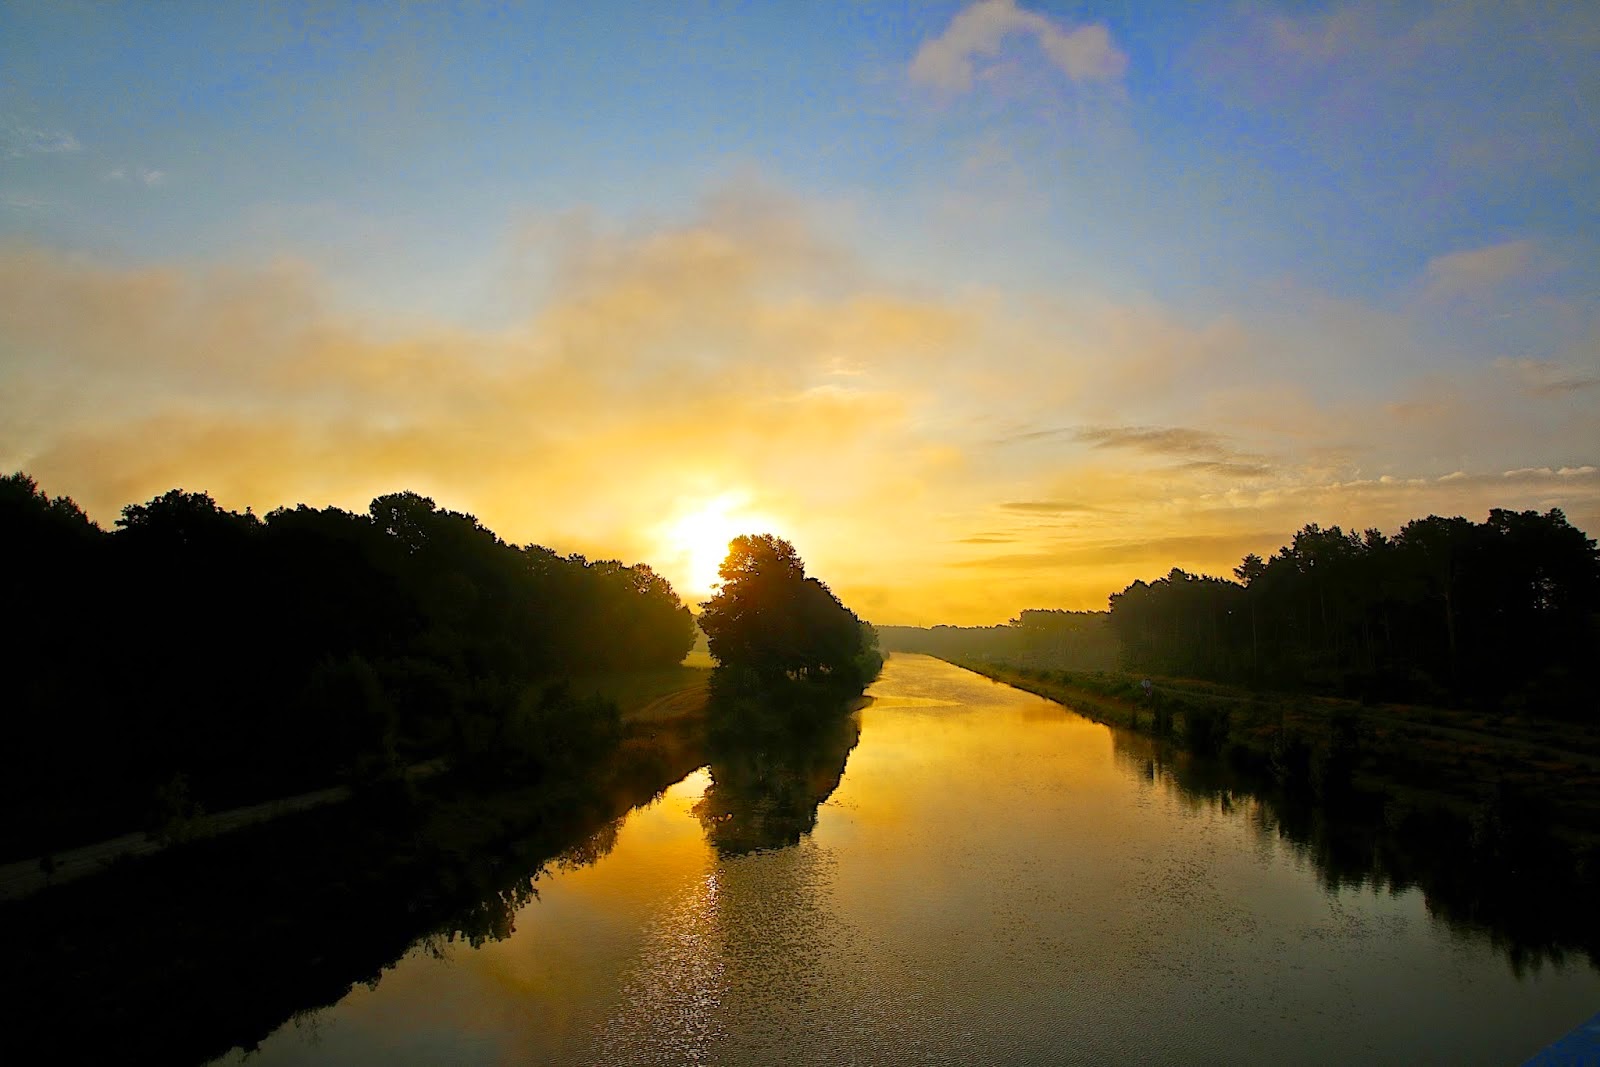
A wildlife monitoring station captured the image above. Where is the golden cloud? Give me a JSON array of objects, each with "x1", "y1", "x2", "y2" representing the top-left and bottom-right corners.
[{"x1": 2, "y1": 187, "x2": 1596, "y2": 624}]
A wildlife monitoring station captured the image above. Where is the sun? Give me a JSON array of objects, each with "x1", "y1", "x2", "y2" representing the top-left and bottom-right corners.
[{"x1": 662, "y1": 492, "x2": 772, "y2": 598}]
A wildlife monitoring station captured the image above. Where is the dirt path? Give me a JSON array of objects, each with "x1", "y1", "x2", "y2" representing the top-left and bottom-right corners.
[
  {"x1": 625, "y1": 681, "x2": 711, "y2": 727},
  {"x1": 3, "y1": 683, "x2": 716, "y2": 904},
  {"x1": 0, "y1": 760, "x2": 446, "y2": 903}
]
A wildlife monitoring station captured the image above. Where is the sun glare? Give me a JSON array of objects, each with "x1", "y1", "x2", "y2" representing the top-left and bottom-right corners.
[{"x1": 663, "y1": 492, "x2": 772, "y2": 598}]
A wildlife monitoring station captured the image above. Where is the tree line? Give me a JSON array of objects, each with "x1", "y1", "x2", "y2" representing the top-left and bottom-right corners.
[
  {"x1": 1108, "y1": 508, "x2": 1599, "y2": 714},
  {"x1": 1, "y1": 472, "x2": 695, "y2": 858},
  {"x1": 878, "y1": 609, "x2": 1118, "y2": 671}
]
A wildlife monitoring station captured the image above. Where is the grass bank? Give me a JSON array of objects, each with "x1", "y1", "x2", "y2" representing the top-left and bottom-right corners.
[
  {"x1": 567, "y1": 663, "x2": 712, "y2": 723},
  {"x1": 948, "y1": 658, "x2": 1600, "y2": 850}
]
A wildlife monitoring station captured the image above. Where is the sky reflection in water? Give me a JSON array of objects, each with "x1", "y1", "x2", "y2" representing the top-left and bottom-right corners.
[{"x1": 219, "y1": 655, "x2": 1600, "y2": 1065}]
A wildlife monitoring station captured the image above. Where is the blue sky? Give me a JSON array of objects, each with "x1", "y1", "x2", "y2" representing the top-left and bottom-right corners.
[{"x1": 3, "y1": 1, "x2": 1597, "y2": 621}]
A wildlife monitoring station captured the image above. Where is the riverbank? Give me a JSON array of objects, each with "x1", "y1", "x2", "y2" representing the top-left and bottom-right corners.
[
  {"x1": 0, "y1": 683, "x2": 714, "y2": 1065},
  {"x1": 571, "y1": 663, "x2": 712, "y2": 724},
  {"x1": 947, "y1": 658, "x2": 1600, "y2": 851},
  {"x1": 0, "y1": 665, "x2": 714, "y2": 902},
  {"x1": 211, "y1": 652, "x2": 1600, "y2": 1066}
]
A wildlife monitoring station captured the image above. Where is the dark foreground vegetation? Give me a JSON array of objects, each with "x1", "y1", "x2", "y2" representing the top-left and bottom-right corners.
[
  {"x1": 0, "y1": 625, "x2": 867, "y2": 1064},
  {"x1": 0, "y1": 686, "x2": 711, "y2": 1064},
  {"x1": 0, "y1": 487, "x2": 881, "y2": 1062},
  {"x1": 1, "y1": 472, "x2": 695, "y2": 860}
]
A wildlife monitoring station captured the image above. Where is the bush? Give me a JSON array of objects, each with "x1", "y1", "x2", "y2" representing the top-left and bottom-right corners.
[{"x1": 1183, "y1": 702, "x2": 1232, "y2": 756}]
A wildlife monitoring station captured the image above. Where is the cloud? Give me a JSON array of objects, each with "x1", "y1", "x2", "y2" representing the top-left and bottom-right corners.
[
  {"x1": 1193, "y1": 4, "x2": 1600, "y2": 185},
  {"x1": 909, "y1": 0, "x2": 1126, "y2": 92},
  {"x1": 999, "y1": 501, "x2": 1097, "y2": 514},
  {"x1": 1177, "y1": 460, "x2": 1275, "y2": 479},
  {"x1": 0, "y1": 188, "x2": 979, "y2": 612},
  {"x1": 953, "y1": 531, "x2": 1283, "y2": 571},
  {"x1": 1, "y1": 120, "x2": 81, "y2": 158},
  {"x1": 1503, "y1": 466, "x2": 1599, "y2": 480},
  {"x1": 2, "y1": 182, "x2": 1596, "y2": 624},
  {"x1": 1494, "y1": 357, "x2": 1600, "y2": 397},
  {"x1": 1078, "y1": 425, "x2": 1229, "y2": 457},
  {"x1": 963, "y1": 463, "x2": 1600, "y2": 591},
  {"x1": 0, "y1": 192, "x2": 51, "y2": 212},
  {"x1": 996, "y1": 426, "x2": 1071, "y2": 444},
  {"x1": 1423, "y1": 239, "x2": 1536, "y2": 299},
  {"x1": 1262, "y1": 6, "x2": 1380, "y2": 64},
  {"x1": 1074, "y1": 425, "x2": 1274, "y2": 478},
  {"x1": 106, "y1": 166, "x2": 168, "y2": 187}
]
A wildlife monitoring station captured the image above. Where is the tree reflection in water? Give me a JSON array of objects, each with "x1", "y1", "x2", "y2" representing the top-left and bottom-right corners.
[
  {"x1": 0, "y1": 725, "x2": 705, "y2": 1066},
  {"x1": 693, "y1": 685, "x2": 863, "y2": 857},
  {"x1": 1107, "y1": 729, "x2": 1600, "y2": 975},
  {"x1": 428, "y1": 817, "x2": 627, "y2": 953}
]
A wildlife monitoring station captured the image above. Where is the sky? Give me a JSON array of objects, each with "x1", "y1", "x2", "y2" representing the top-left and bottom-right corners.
[{"x1": 2, "y1": 1, "x2": 1597, "y2": 625}]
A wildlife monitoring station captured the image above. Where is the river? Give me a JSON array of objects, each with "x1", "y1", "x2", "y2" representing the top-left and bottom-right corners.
[{"x1": 214, "y1": 653, "x2": 1599, "y2": 1065}]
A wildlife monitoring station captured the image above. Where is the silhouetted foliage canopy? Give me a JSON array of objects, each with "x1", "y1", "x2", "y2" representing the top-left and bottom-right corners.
[
  {"x1": 1106, "y1": 509, "x2": 1599, "y2": 715},
  {"x1": 0, "y1": 474, "x2": 696, "y2": 859},
  {"x1": 697, "y1": 533, "x2": 881, "y2": 693}
]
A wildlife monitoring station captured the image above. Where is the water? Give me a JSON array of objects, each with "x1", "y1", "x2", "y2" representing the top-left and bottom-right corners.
[{"x1": 217, "y1": 654, "x2": 1599, "y2": 1065}]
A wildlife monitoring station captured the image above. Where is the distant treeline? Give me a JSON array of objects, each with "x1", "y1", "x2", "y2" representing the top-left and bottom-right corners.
[
  {"x1": 1, "y1": 473, "x2": 695, "y2": 858},
  {"x1": 1109, "y1": 509, "x2": 1599, "y2": 713},
  {"x1": 878, "y1": 609, "x2": 1120, "y2": 671}
]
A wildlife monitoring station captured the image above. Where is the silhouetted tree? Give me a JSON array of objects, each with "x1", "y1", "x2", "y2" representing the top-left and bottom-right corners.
[{"x1": 697, "y1": 533, "x2": 881, "y2": 693}]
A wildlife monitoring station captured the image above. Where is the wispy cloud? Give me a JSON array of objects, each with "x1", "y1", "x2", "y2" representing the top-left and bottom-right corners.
[
  {"x1": 1423, "y1": 239, "x2": 1537, "y2": 299},
  {"x1": 106, "y1": 165, "x2": 168, "y2": 187},
  {"x1": 1076, "y1": 425, "x2": 1274, "y2": 479},
  {"x1": 1194, "y1": 4, "x2": 1600, "y2": 183},
  {"x1": 1, "y1": 183, "x2": 1594, "y2": 623},
  {"x1": 1493, "y1": 357, "x2": 1599, "y2": 396},
  {"x1": 1262, "y1": 6, "x2": 1378, "y2": 64},
  {"x1": 0, "y1": 185, "x2": 963, "y2": 610},
  {"x1": 999, "y1": 426, "x2": 1071, "y2": 443},
  {"x1": 954, "y1": 531, "x2": 1284, "y2": 571},
  {"x1": 1000, "y1": 500, "x2": 1097, "y2": 514},
  {"x1": 909, "y1": 0, "x2": 1126, "y2": 92},
  {"x1": 0, "y1": 120, "x2": 81, "y2": 158},
  {"x1": 1503, "y1": 465, "x2": 1598, "y2": 480},
  {"x1": 1079, "y1": 425, "x2": 1229, "y2": 457},
  {"x1": 1177, "y1": 460, "x2": 1275, "y2": 479},
  {"x1": 0, "y1": 192, "x2": 52, "y2": 212}
]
